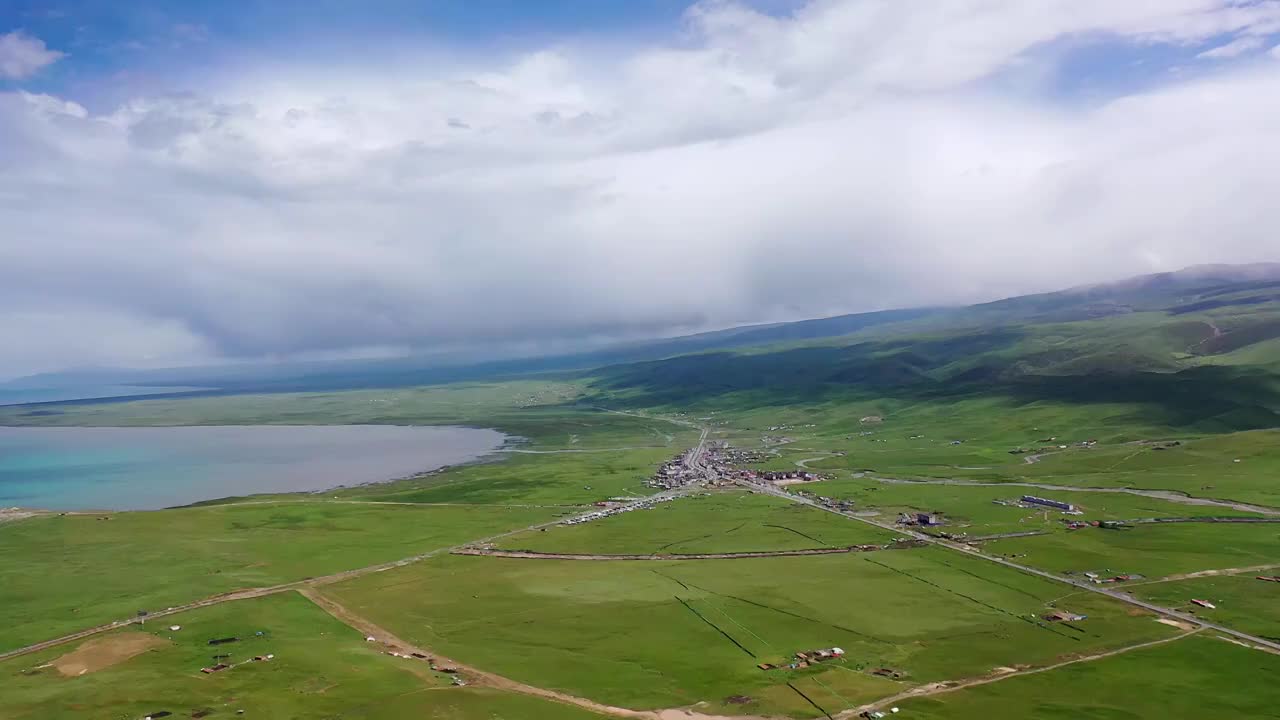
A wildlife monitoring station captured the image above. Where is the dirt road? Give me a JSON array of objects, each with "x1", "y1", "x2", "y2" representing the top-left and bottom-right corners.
[
  {"x1": 303, "y1": 586, "x2": 1222, "y2": 720},
  {"x1": 0, "y1": 490, "x2": 682, "y2": 663},
  {"x1": 452, "y1": 545, "x2": 888, "y2": 561},
  {"x1": 873, "y1": 476, "x2": 1280, "y2": 516},
  {"x1": 840, "y1": 630, "x2": 1202, "y2": 717},
  {"x1": 298, "y1": 588, "x2": 775, "y2": 720},
  {"x1": 1121, "y1": 563, "x2": 1280, "y2": 588}
]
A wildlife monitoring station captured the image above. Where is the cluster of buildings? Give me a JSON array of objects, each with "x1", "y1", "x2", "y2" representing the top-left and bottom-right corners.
[
  {"x1": 718, "y1": 447, "x2": 771, "y2": 465},
  {"x1": 897, "y1": 512, "x2": 944, "y2": 527},
  {"x1": 790, "y1": 489, "x2": 855, "y2": 512},
  {"x1": 1019, "y1": 495, "x2": 1079, "y2": 513},
  {"x1": 1077, "y1": 570, "x2": 1145, "y2": 584},
  {"x1": 757, "y1": 646, "x2": 845, "y2": 671},
  {"x1": 749, "y1": 469, "x2": 828, "y2": 485},
  {"x1": 1043, "y1": 609, "x2": 1087, "y2": 622},
  {"x1": 1064, "y1": 519, "x2": 1129, "y2": 531},
  {"x1": 646, "y1": 442, "x2": 835, "y2": 491},
  {"x1": 646, "y1": 447, "x2": 711, "y2": 490},
  {"x1": 1008, "y1": 438, "x2": 1099, "y2": 455},
  {"x1": 563, "y1": 494, "x2": 677, "y2": 526}
]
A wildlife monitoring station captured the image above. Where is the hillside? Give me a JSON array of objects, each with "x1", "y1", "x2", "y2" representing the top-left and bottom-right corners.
[
  {"x1": 586, "y1": 265, "x2": 1280, "y2": 433},
  {"x1": 4, "y1": 264, "x2": 1278, "y2": 406}
]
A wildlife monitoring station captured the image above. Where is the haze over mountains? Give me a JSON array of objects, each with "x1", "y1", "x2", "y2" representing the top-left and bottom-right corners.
[
  {"x1": 8, "y1": 0, "x2": 1280, "y2": 384},
  {"x1": 5, "y1": 263, "x2": 1278, "y2": 407}
]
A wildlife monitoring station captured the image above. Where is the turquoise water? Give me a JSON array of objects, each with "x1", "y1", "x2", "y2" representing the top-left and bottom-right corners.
[{"x1": 0, "y1": 425, "x2": 506, "y2": 511}]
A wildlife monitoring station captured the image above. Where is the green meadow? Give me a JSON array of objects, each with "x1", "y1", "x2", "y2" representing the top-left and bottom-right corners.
[
  {"x1": 496, "y1": 490, "x2": 899, "y2": 554},
  {"x1": 326, "y1": 548, "x2": 1176, "y2": 718},
  {"x1": 981, "y1": 521, "x2": 1280, "y2": 579},
  {"x1": 894, "y1": 634, "x2": 1280, "y2": 719},
  {"x1": 0, "y1": 502, "x2": 555, "y2": 654},
  {"x1": 0, "y1": 592, "x2": 605, "y2": 720},
  {"x1": 813, "y1": 477, "x2": 1265, "y2": 534},
  {"x1": 1129, "y1": 574, "x2": 1280, "y2": 641},
  {"x1": 344, "y1": 445, "x2": 685, "y2": 506}
]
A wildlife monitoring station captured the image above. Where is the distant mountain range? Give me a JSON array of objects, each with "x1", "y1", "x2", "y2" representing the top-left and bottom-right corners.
[{"x1": 4, "y1": 262, "x2": 1279, "y2": 406}]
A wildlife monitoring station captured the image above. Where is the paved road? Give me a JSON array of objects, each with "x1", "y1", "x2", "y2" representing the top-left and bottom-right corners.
[
  {"x1": 741, "y1": 479, "x2": 1280, "y2": 655},
  {"x1": 686, "y1": 428, "x2": 711, "y2": 474}
]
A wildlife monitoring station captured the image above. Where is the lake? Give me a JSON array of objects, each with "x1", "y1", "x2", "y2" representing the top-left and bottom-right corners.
[{"x1": 0, "y1": 425, "x2": 507, "y2": 511}]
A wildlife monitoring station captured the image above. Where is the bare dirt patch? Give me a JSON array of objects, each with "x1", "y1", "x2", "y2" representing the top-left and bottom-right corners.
[
  {"x1": 0, "y1": 507, "x2": 42, "y2": 523},
  {"x1": 51, "y1": 632, "x2": 168, "y2": 676},
  {"x1": 1157, "y1": 618, "x2": 1197, "y2": 632}
]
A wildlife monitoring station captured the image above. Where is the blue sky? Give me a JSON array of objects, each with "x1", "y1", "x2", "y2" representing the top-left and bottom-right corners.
[
  {"x1": 7, "y1": 0, "x2": 1273, "y2": 108},
  {"x1": 6, "y1": 1, "x2": 799, "y2": 99},
  {"x1": 1, "y1": 1, "x2": 1279, "y2": 377}
]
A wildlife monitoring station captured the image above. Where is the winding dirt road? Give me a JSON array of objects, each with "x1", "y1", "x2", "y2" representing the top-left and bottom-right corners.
[
  {"x1": 298, "y1": 588, "x2": 778, "y2": 720},
  {"x1": 0, "y1": 490, "x2": 685, "y2": 663}
]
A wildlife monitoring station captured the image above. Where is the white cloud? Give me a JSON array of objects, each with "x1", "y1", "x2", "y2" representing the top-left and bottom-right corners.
[
  {"x1": 2, "y1": 0, "x2": 1280, "y2": 376},
  {"x1": 0, "y1": 30, "x2": 65, "y2": 79},
  {"x1": 0, "y1": 308, "x2": 214, "y2": 380},
  {"x1": 1198, "y1": 34, "x2": 1266, "y2": 58}
]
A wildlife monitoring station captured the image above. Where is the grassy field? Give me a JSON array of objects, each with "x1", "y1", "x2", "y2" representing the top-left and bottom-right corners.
[
  {"x1": 0, "y1": 502, "x2": 555, "y2": 653},
  {"x1": 813, "y1": 477, "x2": 1266, "y2": 534},
  {"x1": 342, "y1": 445, "x2": 687, "y2": 507},
  {"x1": 894, "y1": 634, "x2": 1280, "y2": 719},
  {"x1": 0, "y1": 380, "x2": 703, "y2": 456},
  {"x1": 496, "y1": 490, "x2": 900, "y2": 554},
  {"x1": 981, "y1": 521, "x2": 1280, "y2": 580},
  {"x1": 0, "y1": 592, "x2": 606, "y2": 720},
  {"x1": 716, "y1": 404, "x2": 1280, "y2": 509},
  {"x1": 325, "y1": 548, "x2": 1176, "y2": 718},
  {"x1": 1128, "y1": 574, "x2": 1280, "y2": 641},
  {"x1": 1, "y1": 280, "x2": 1277, "y2": 718},
  {"x1": 0, "y1": 381, "x2": 583, "y2": 430}
]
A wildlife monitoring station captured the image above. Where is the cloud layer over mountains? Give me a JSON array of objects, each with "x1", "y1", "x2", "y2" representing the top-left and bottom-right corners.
[{"x1": 3, "y1": 0, "x2": 1280, "y2": 376}]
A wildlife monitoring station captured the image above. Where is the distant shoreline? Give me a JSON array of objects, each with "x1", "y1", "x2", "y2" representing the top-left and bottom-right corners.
[{"x1": 0, "y1": 424, "x2": 509, "y2": 513}]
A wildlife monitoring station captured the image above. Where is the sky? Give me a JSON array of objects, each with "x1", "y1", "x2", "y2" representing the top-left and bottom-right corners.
[{"x1": 2, "y1": 0, "x2": 1280, "y2": 379}]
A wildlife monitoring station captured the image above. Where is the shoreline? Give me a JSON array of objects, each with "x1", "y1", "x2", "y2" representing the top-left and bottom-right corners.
[{"x1": 0, "y1": 424, "x2": 513, "y2": 515}]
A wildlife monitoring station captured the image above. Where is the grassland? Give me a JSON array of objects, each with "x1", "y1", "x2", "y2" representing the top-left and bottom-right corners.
[
  {"x1": 893, "y1": 634, "x2": 1280, "y2": 719},
  {"x1": 708, "y1": 402, "x2": 1280, "y2": 509},
  {"x1": 797, "y1": 477, "x2": 1279, "y2": 579},
  {"x1": 0, "y1": 592, "x2": 607, "y2": 720},
  {"x1": 0, "y1": 382, "x2": 585, "y2": 433},
  {"x1": 0, "y1": 277, "x2": 1277, "y2": 718},
  {"x1": 981, "y1": 522, "x2": 1280, "y2": 580},
  {"x1": 496, "y1": 490, "x2": 899, "y2": 554},
  {"x1": 813, "y1": 478, "x2": 1266, "y2": 534},
  {"x1": 1128, "y1": 574, "x2": 1280, "y2": 641},
  {"x1": 342, "y1": 445, "x2": 687, "y2": 507},
  {"x1": 325, "y1": 548, "x2": 1177, "y2": 718},
  {"x1": 0, "y1": 502, "x2": 556, "y2": 654}
]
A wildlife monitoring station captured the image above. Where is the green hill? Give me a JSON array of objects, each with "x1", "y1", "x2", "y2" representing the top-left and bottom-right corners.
[{"x1": 586, "y1": 265, "x2": 1280, "y2": 433}]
